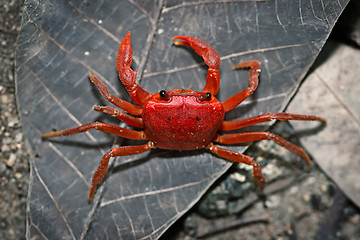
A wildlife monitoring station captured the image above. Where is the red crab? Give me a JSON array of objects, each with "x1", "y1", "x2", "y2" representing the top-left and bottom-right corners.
[{"x1": 42, "y1": 32, "x2": 326, "y2": 203}]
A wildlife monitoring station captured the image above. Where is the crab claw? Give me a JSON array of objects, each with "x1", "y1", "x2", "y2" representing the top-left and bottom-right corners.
[
  {"x1": 173, "y1": 36, "x2": 221, "y2": 95},
  {"x1": 173, "y1": 36, "x2": 220, "y2": 69},
  {"x1": 116, "y1": 31, "x2": 133, "y2": 73},
  {"x1": 116, "y1": 32, "x2": 152, "y2": 105}
]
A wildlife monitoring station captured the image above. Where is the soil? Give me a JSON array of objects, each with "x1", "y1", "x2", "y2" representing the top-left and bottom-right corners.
[{"x1": 0, "y1": 1, "x2": 28, "y2": 240}]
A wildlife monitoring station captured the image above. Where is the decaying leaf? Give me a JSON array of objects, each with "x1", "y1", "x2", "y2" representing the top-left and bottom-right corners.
[
  {"x1": 16, "y1": 0, "x2": 349, "y2": 239},
  {"x1": 288, "y1": 41, "x2": 360, "y2": 207}
]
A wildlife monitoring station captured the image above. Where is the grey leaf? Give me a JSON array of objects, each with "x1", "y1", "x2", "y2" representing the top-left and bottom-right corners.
[{"x1": 16, "y1": 0, "x2": 348, "y2": 239}]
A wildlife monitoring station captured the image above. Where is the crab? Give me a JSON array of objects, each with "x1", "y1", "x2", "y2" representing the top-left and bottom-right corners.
[{"x1": 42, "y1": 32, "x2": 326, "y2": 203}]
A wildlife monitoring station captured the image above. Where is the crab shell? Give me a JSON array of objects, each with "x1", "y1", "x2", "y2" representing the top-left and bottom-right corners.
[{"x1": 142, "y1": 89, "x2": 224, "y2": 150}]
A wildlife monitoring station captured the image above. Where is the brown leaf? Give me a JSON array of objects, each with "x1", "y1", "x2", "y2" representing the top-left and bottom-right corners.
[{"x1": 288, "y1": 41, "x2": 360, "y2": 207}]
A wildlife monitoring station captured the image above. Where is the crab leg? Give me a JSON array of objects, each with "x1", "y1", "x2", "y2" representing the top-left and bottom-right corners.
[
  {"x1": 173, "y1": 36, "x2": 221, "y2": 95},
  {"x1": 221, "y1": 61, "x2": 261, "y2": 113},
  {"x1": 93, "y1": 105, "x2": 143, "y2": 128},
  {"x1": 88, "y1": 141, "x2": 154, "y2": 203},
  {"x1": 221, "y1": 113, "x2": 326, "y2": 131},
  {"x1": 116, "y1": 32, "x2": 152, "y2": 105},
  {"x1": 207, "y1": 143, "x2": 264, "y2": 188},
  {"x1": 42, "y1": 122, "x2": 145, "y2": 140},
  {"x1": 214, "y1": 132, "x2": 312, "y2": 166},
  {"x1": 89, "y1": 73, "x2": 142, "y2": 116}
]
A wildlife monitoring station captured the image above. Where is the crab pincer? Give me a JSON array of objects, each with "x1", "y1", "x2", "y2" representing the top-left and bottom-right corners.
[
  {"x1": 116, "y1": 31, "x2": 152, "y2": 105},
  {"x1": 173, "y1": 36, "x2": 221, "y2": 95}
]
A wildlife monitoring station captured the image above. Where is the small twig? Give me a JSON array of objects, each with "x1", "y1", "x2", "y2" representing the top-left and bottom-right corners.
[
  {"x1": 288, "y1": 218, "x2": 298, "y2": 240},
  {"x1": 232, "y1": 174, "x2": 306, "y2": 214},
  {"x1": 196, "y1": 214, "x2": 269, "y2": 239}
]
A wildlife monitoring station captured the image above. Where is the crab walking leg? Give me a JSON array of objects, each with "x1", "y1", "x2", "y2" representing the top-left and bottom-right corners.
[
  {"x1": 207, "y1": 143, "x2": 264, "y2": 188},
  {"x1": 88, "y1": 142, "x2": 154, "y2": 203},
  {"x1": 221, "y1": 61, "x2": 261, "y2": 113},
  {"x1": 116, "y1": 32, "x2": 152, "y2": 105},
  {"x1": 93, "y1": 105, "x2": 144, "y2": 128},
  {"x1": 89, "y1": 73, "x2": 142, "y2": 116},
  {"x1": 215, "y1": 132, "x2": 312, "y2": 167},
  {"x1": 173, "y1": 36, "x2": 221, "y2": 95},
  {"x1": 221, "y1": 113, "x2": 326, "y2": 131},
  {"x1": 42, "y1": 122, "x2": 145, "y2": 140}
]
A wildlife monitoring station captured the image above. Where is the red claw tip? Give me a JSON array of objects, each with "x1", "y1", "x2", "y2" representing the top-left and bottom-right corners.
[
  {"x1": 172, "y1": 36, "x2": 191, "y2": 47},
  {"x1": 121, "y1": 31, "x2": 132, "y2": 46}
]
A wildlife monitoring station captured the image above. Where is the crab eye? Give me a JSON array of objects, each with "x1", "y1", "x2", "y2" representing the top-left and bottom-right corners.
[
  {"x1": 199, "y1": 92, "x2": 212, "y2": 101},
  {"x1": 159, "y1": 90, "x2": 170, "y2": 101}
]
